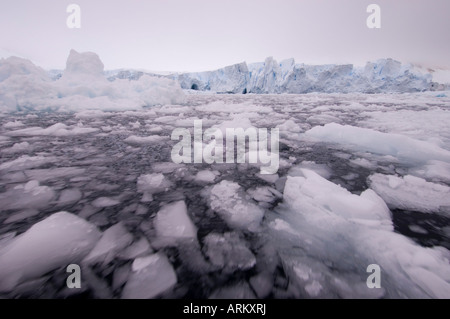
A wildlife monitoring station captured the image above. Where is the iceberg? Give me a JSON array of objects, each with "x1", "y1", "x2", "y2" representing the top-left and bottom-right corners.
[{"x1": 0, "y1": 50, "x2": 185, "y2": 112}]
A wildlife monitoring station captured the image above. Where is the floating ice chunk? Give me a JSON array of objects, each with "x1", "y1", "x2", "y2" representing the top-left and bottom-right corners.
[
  {"x1": 213, "y1": 116, "x2": 255, "y2": 135},
  {"x1": 154, "y1": 201, "x2": 197, "y2": 246},
  {"x1": 255, "y1": 173, "x2": 279, "y2": 184},
  {"x1": 4, "y1": 209, "x2": 39, "y2": 224},
  {"x1": 91, "y1": 197, "x2": 121, "y2": 208},
  {"x1": 0, "y1": 180, "x2": 55, "y2": 210},
  {"x1": 0, "y1": 232, "x2": 16, "y2": 253},
  {"x1": 118, "y1": 237, "x2": 153, "y2": 260},
  {"x1": 83, "y1": 222, "x2": 133, "y2": 266},
  {"x1": 156, "y1": 105, "x2": 191, "y2": 114},
  {"x1": 1, "y1": 141, "x2": 30, "y2": 154},
  {"x1": 130, "y1": 121, "x2": 141, "y2": 129},
  {"x1": 288, "y1": 161, "x2": 332, "y2": 180},
  {"x1": 205, "y1": 180, "x2": 264, "y2": 232},
  {"x1": 249, "y1": 272, "x2": 273, "y2": 298},
  {"x1": 58, "y1": 188, "x2": 82, "y2": 206},
  {"x1": 124, "y1": 135, "x2": 169, "y2": 145},
  {"x1": 271, "y1": 168, "x2": 450, "y2": 298},
  {"x1": 203, "y1": 232, "x2": 256, "y2": 272},
  {"x1": 137, "y1": 173, "x2": 172, "y2": 202},
  {"x1": 196, "y1": 101, "x2": 272, "y2": 114},
  {"x1": 303, "y1": 123, "x2": 450, "y2": 164},
  {"x1": 112, "y1": 263, "x2": 131, "y2": 291},
  {"x1": 410, "y1": 160, "x2": 450, "y2": 184},
  {"x1": 6, "y1": 123, "x2": 98, "y2": 136},
  {"x1": 121, "y1": 253, "x2": 177, "y2": 299},
  {"x1": 0, "y1": 212, "x2": 100, "y2": 292},
  {"x1": 307, "y1": 114, "x2": 341, "y2": 125},
  {"x1": 151, "y1": 162, "x2": 185, "y2": 173},
  {"x1": 409, "y1": 225, "x2": 428, "y2": 235},
  {"x1": 3, "y1": 120, "x2": 24, "y2": 128},
  {"x1": 360, "y1": 109, "x2": 450, "y2": 148},
  {"x1": 25, "y1": 167, "x2": 86, "y2": 182},
  {"x1": 0, "y1": 155, "x2": 56, "y2": 172},
  {"x1": 368, "y1": 174, "x2": 450, "y2": 214},
  {"x1": 194, "y1": 170, "x2": 218, "y2": 183},
  {"x1": 350, "y1": 157, "x2": 378, "y2": 170},
  {"x1": 247, "y1": 186, "x2": 282, "y2": 203},
  {"x1": 276, "y1": 119, "x2": 302, "y2": 133},
  {"x1": 210, "y1": 281, "x2": 256, "y2": 299},
  {"x1": 284, "y1": 169, "x2": 392, "y2": 228}
]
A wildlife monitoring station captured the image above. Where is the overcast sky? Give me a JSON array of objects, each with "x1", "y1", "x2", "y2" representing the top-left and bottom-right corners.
[{"x1": 1, "y1": 0, "x2": 449, "y2": 72}]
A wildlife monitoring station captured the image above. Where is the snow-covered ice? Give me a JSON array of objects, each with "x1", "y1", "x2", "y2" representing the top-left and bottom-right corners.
[
  {"x1": 204, "y1": 180, "x2": 264, "y2": 232},
  {"x1": 368, "y1": 174, "x2": 450, "y2": 215},
  {"x1": 121, "y1": 253, "x2": 177, "y2": 299},
  {"x1": 83, "y1": 222, "x2": 133, "y2": 266},
  {"x1": 0, "y1": 212, "x2": 100, "y2": 292},
  {"x1": 202, "y1": 232, "x2": 256, "y2": 273},
  {"x1": 154, "y1": 200, "x2": 197, "y2": 246}
]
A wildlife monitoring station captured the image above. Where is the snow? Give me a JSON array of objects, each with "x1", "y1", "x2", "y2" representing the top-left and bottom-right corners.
[
  {"x1": 0, "y1": 212, "x2": 100, "y2": 292},
  {"x1": 0, "y1": 50, "x2": 185, "y2": 112},
  {"x1": 202, "y1": 232, "x2": 256, "y2": 273},
  {"x1": 205, "y1": 180, "x2": 264, "y2": 232},
  {"x1": 154, "y1": 200, "x2": 197, "y2": 246},
  {"x1": 368, "y1": 174, "x2": 450, "y2": 214},
  {"x1": 83, "y1": 222, "x2": 133, "y2": 266},
  {"x1": 121, "y1": 253, "x2": 177, "y2": 299}
]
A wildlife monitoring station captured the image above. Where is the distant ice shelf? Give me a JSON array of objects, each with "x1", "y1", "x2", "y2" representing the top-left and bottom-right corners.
[{"x1": 172, "y1": 57, "x2": 434, "y2": 94}]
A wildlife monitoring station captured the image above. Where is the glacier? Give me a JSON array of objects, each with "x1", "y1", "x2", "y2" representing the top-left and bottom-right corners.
[{"x1": 173, "y1": 57, "x2": 433, "y2": 94}]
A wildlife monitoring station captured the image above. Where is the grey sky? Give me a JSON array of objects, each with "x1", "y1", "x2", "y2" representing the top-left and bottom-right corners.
[{"x1": 1, "y1": 0, "x2": 449, "y2": 72}]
